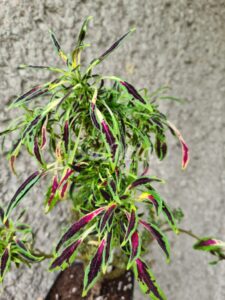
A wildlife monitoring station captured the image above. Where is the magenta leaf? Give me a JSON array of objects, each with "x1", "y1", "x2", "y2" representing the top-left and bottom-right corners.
[
  {"x1": 167, "y1": 121, "x2": 189, "y2": 169},
  {"x1": 134, "y1": 259, "x2": 166, "y2": 300},
  {"x1": 129, "y1": 176, "x2": 162, "y2": 190},
  {"x1": 120, "y1": 81, "x2": 146, "y2": 104},
  {"x1": 0, "y1": 247, "x2": 10, "y2": 280},
  {"x1": 124, "y1": 209, "x2": 137, "y2": 243},
  {"x1": 50, "y1": 240, "x2": 81, "y2": 270},
  {"x1": 162, "y1": 201, "x2": 178, "y2": 233},
  {"x1": 63, "y1": 120, "x2": 69, "y2": 152},
  {"x1": 128, "y1": 231, "x2": 141, "y2": 269},
  {"x1": 56, "y1": 207, "x2": 106, "y2": 251},
  {"x1": 83, "y1": 238, "x2": 106, "y2": 296},
  {"x1": 100, "y1": 204, "x2": 116, "y2": 232},
  {"x1": 5, "y1": 171, "x2": 43, "y2": 219},
  {"x1": 193, "y1": 238, "x2": 225, "y2": 252},
  {"x1": 34, "y1": 137, "x2": 44, "y2": 166},
  {"x1": 140, "y1": 220, "x2": 170, "y2": 261},
  {"x1": 47, "y1": 175, "x2": 59, "y2": 206}
]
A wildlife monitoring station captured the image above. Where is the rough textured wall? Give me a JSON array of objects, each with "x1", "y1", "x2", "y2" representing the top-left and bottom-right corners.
[{"x1": 0, "y1": 0, "x2": 225, "y2": 299}]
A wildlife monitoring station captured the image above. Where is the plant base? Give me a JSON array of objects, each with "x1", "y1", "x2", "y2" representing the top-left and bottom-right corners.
[{"x1": 45, "y1": 261, "x2": 134, "y2": 300}]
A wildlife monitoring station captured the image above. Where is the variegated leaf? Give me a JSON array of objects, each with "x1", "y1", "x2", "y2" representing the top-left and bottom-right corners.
[
  {"x1": 134, "y1": 258, "x2": 166, "y2": 300},
  {"x1": 140, "y1": 220, "x2": 170, "y2": 262},
  {"x1": 82, "y1": 238, "x2": 106, "y2": 296},
  {"x1": 56, "y1": 207, "x2": 105, "y2": 251}
]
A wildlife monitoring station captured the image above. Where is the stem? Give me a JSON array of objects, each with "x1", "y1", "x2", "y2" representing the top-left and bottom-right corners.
[{"x1": 164, "y1": 227, "x2": 200, "y2": 240}]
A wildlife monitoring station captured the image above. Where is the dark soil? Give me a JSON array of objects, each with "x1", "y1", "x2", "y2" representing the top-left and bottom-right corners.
[{"x1": 45, "y1": 261, "x2": 134, "y2": 300}]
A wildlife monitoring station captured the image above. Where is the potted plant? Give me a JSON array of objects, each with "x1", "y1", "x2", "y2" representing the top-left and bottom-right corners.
[{"x1": 0, "y1": 17, "x2": 224, "y2": 300}]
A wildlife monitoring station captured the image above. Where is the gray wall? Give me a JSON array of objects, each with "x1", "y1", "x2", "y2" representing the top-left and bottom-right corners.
[{"x1": 0, "y1": 0, "x2": 225, "y2": 299}]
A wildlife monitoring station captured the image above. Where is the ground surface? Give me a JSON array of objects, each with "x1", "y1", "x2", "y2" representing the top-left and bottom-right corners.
[{"x1": 0, "y1": 0, "x2": 225, "y2": 299}]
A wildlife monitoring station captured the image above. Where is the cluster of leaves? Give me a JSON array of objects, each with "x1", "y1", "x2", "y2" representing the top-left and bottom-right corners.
[
  {"x1": 1, "y1": 17, "x2": 224, "y2": 299},
  {"x1": 0, "y1": 207, "x2": 43, "y2": 282}
]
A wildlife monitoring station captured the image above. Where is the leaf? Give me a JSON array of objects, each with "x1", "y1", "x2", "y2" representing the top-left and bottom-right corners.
[
  {"x1": 72, "y1": 16, "x2": 92, "y2": 67},
  {"x1": 50, "y1": 30, "x2": 68, "y2": 63},
  {"x1": 120, "y1": 81, "x2": 146, "y2": 104},
  {"x1": 155, "y1": 134, "x2": 167, "y2": 161},
  {"x1": 162, "y1": 201, "x2": 178, "y2": 234},
  {"x1": 87, "y1": 28, "x2": 135, "y2": 71},
  {"x1": 138, "y1": 191, "x2": 163, "y2": 215},
  {"x1": 56, "y1": 207, "x2": 105, "y2": 251},
  {"x1": 10, "y1": 85, "x2": 47, "y2": 107},
  {"x1": 82, "y1": 238, "x2": 106, "y2": 296},
  {"x1": 34, "y1": 137, "x2": 45, "y2": 166},
  {"x1": 123, "y1": 209, "x2": 137, "y2": 244},
  {"x1": 134, "y1": 258, "x2": 166, "y2": 300},
  {"x1": 41, "y1": 117, "x2": 48, "y2": 149},
  {"x1": 0, "y1": 246, "x2": 10, "y2": 281},
  {"x1": 167, "y1": 121, "x2": 189, "y2": 169},
  {"x1": 127, "y1": 231, "x2": 141, "y2": 269},
  {"x1": 63, "y1": 120, "x2": 69, "y2": 152},
  {"x1": 50, "y1": 240, "x2": 81, "y2": 270},
  {"x1": 5, "y1": 171, "x2": 43, "y2": 219},
  {"x1": 193, "y1": 238, "x2": 225, "y2": 252},
  {"x1": 140, "y1": 220, "x2": 170, "y2": 262},
  {"x1": 47, "y1": 175, "x2": 59, "y2": 206},
  {"x1": 102, "y1": 231, "x2": 112, "y2": 273},
  {"x1": 15, "y1": 239, "x2": 43, "y2": 262},
  {"x1": 92, "y1": 104, "x2": 118, "y2": 158},
  {"x1": 99, "y1": 204, "x2": 116, "y2": 232},
  {"x1": 128, "y1": 176, "x2": 163, "y2": 190}
]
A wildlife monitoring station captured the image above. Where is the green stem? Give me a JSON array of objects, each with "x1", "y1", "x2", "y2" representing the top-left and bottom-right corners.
[{"x1": 164, "y1": 227, "x2": 200, "y2": 240}]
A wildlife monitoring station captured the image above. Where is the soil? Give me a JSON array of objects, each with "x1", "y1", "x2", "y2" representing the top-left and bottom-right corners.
[{"x1": 45, "y1": 262, "x2": 134, "y2": 300}]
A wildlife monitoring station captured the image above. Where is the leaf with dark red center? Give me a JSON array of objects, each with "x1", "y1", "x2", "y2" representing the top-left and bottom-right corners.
[
  {"x1": 5, "y1": 171, "x2": 43, "y2": 219},
  {"x1": 50, "y1": 30, "x2": 68, "y2": 63},
  {"x1": 120, "y1": 81, "x2": 146, "y2": 104},
  {"x1": 167, "y1": 121, "x2": 189, "y2": 169},
  {"x1": 100, "y1": 204, "x2": 116, "y2": 232},
  {"x1": 155, "y1": 134, "x2": 167, "y2": 161},
  {"x1": 58, "y1": 168, "x2": 74, "y2": 188},
  {"x1": 56, "y1": 207, "x2": 106, "y2": 251},
  {"x1": 103, "y1": 231, "x2": 112, "y2": 273},
  {"x1": 123, "y1": 209, "x2": 137, "y2": 244},
  {"x1": 140, "y1": 220, "x2": 170, "y2": 262},
  {"x1": 134, "y1": 258, "x2": 166, "y2": 300},
  {"x1": 34, "y1": 137, "x2": 44, "y2": 166},
  {"x1": 15, "y1": 239, "x2": 43, "y2": 262},
  {"x1": 127, "y1": 231, "x2": 141, "y2": 269},
  {"x1": 72, "y1": 16, "x2": 92, "y2": 67},
  {"x1": 162, "y1": 201, "x2": 178, "y2": 233},
  {"x1": 100, "y1": 189, "x2": 111, "y2": 201},
  {"x1": 60, "y1": 182, "x2": 69, "y2": 198},
  {"x1": 41, "y1": 118, "x2": 47, "y2": 149},
  {"x1": 63, "y1": 120, "x2": 69, "y2": 152},
  {"x1": 82, "y1": 238, "x2": 106, "y2": 296},
  {"x1": 50, "y1": 240, "x2": 81, "y2": 270},
  {"x1": 138, "y1": 191, "x2": 163, "y2": 215},
  {"x1": 0, "y1": 247, "x2": 10, "y2": 281},
  {"x1": 88, "y1": 29, "x2": 135, "y2": 71},
  {"x1": 47, "y1": 175, "x2": 59, "y2": 206},
  {"x1": 128, "y1": 176, "x2": 163, "y2": 190},
  {"x1": 193, "y1": 238, "x2": 225, "y2": 252},
  {"x1": 90, "y1": 103, "x2": 101, "y2": 130}
]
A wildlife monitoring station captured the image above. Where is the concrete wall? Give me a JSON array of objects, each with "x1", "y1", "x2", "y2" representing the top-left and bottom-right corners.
[{"x1": 0, "y1": 0, "x2": 225, "y2": 299}]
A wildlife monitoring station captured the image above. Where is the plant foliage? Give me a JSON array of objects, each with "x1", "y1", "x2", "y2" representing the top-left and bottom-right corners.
[{"x1": 0, "y1": 17, "x2": 224, "y2": 299}]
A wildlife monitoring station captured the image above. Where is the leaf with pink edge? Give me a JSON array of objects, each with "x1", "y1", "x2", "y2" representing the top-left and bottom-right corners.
[
  {"x1": 140, "y1": 220, "x2": 170, "y2": 262},
  {"x1": 134, "y1": 258, "x2": 166, "y2": 300},
  {"x1": 56, "y1": 207, "x2": 106, "y2": 251},
  {"x1": 82, "y1": 238, "x2": 106, "y2": 296}
]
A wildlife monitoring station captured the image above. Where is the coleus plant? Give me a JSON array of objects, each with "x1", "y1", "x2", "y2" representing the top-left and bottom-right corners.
[{"x1": 1, "y1": 17, "x2": 224, "y2": 299}]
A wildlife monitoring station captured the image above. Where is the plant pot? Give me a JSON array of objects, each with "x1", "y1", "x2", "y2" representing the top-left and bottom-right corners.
[{"x1": 45, "y1": 261, "x2": 134, "y2": 300}]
